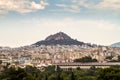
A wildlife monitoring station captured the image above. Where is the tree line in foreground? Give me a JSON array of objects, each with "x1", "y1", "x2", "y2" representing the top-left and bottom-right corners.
[{"x1": 0, "y1": 65, "x2": 120, "y2": 80}]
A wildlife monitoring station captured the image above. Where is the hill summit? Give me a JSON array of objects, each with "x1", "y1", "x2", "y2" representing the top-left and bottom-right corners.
[
  {"x1": 45, "y1": 32, "x2": 71, "y2": 41},
  {"x1": 33, "y1": 32, "x2": 89, "y2": 46}
]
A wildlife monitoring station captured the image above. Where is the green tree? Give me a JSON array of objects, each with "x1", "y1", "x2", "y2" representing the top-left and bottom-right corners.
[
  {"x1": 70, "y1": 72, "x2": 75, "y2": 80},
  {"x1": 0, "y1": 60, "x2": 2, "y2": 64},
  {"x1": 97, "y1": 68, "x2": 120, "y2": 80},
  {"x1": 23, "y1": 74, "x2": 36, "y2": 80},
  {"x1": 48, "y1": 74, "x2": 56, "y2": 80},
  {"x1": 0, "y1": 67, "x2": 27, "y2": 80},
  {"x1": 61, "y1": 72, "x2": 70, "y2": 80},
  {"x1": 110, "y1": 65, "x2": 120, "y2": 68},
  {"x1": 74, "y1": 56, "x2": 97, "y2": 62},
  {"x1": 45, "y1": 75, "x2": 48, "y2": 80},
  {"x1": 90, "y1": 66, "x2": 96, "y2": 70},
  {"x1": 76, "y1": 67, "x2": 81, "y2": 70},
  {"x1": 79, "y1": 76, "x2": 96, "y2": 80},
  {"x1": 44, "y1": 66, "x2": 56, "y2": 75}
]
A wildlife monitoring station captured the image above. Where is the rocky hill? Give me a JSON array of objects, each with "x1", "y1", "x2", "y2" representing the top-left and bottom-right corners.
[
  {"x1": 45, "y1": 32, "x2": 71, "y2": 41},
  {"x1": 33, "y1": 32, "x2": 91, "y2": 46}
]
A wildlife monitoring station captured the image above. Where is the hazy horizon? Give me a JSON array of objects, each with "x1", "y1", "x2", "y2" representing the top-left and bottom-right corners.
[{"x1": 0, "y1": 0, "x2": 120, "y2": 47}]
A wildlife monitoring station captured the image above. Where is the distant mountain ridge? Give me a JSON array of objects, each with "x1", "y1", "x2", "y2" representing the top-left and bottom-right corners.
[
  {"x1": 111, "y1": 42, "x2": 120, "y2": 47},
  {"x1": 33, "y1": 32, "x2": 91, "y2": 46}
]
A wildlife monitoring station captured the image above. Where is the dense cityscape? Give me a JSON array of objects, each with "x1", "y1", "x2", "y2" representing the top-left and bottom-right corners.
[
  {"x1": 0, "y1": 0, "x2": 120, "y2": 80},
  {"x1": 0, "y1": 32, "x2": 120, "y2": 71},
  {"x1": 0, "y1": 34, "x2": 120, "y2": 80},
  {"x1": 0, "y1": 45, "x2": 120, "y2": 68}
]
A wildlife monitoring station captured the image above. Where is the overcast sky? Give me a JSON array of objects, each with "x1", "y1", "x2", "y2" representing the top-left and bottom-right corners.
[{"x1": 0, "y1": 0, "x2": 120, "y2": 47}]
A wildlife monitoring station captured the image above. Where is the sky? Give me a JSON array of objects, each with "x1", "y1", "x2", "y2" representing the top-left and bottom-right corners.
[{"x1": 0, "y1": 0, "x2": 120, "y2": 47}]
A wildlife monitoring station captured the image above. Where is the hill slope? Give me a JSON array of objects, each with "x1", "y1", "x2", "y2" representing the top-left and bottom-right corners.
[
  {"x1": 111, "y1": 42, "x2": 120, "y2": 47},
  {"x1": 33, "y1": 32, "x2": 89, "y2": 46}
]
